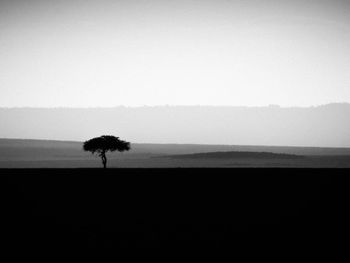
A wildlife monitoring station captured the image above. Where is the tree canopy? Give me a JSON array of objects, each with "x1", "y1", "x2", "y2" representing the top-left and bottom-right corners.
[
  {"x1": 83, "y1": 135, "x2": 130, "y2": 154},
  {"x1": 83, "y1": 135, "x2": 130, "y2": 168}
]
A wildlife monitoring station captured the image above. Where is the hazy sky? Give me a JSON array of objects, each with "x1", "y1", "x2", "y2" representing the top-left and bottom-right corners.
[{"x1": 1, "y1": 0, "x2": 350, "y2": 107}]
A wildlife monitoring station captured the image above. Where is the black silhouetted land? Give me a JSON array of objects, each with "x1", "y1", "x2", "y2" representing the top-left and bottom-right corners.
[
  {"x1": 83, "y1": 135, "x2": 130, "y2": 168},
  {"x1": 0, "y1": 140, "x2": 349, "y2": 248},
  {"x1": 0, "y1": 168, "x2": 348, "y2": 249}
]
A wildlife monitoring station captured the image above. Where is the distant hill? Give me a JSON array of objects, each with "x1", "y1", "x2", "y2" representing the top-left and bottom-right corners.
[
  {"x1": 1, "y1": 138, "x2": 350, "y2": 159},
  {"x1": 1, "y1": 138, "x2": 350, "y2": 168},
  {"x1": 1, "y1": 103, "x2": 350, "y2": 147},
  {"x1": 160, "y1": 151, "x2": 304, "y2": 160}
]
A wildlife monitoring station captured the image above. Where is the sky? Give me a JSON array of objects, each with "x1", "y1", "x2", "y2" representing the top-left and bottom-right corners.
[{"x1": 0, "y1": 0, "x2": 350, "y2": 107}]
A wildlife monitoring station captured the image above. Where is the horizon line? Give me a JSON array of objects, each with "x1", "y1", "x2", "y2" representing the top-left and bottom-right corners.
[
  {"x1": 1, "y1": 137, "x2": 350, "y2": 149},
  {"x1": 0, "y1": 102, "x2": 349, "y2": 109}
]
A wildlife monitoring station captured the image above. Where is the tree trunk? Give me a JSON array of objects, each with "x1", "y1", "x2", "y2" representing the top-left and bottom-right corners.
[{"x1": 101, "y1": 153, "x2": 107, "y2": 169}]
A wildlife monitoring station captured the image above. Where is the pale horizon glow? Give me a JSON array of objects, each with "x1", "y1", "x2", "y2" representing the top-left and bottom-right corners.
[{"x1": 1, "y1": 0, "x2": 350, "y2": 107}]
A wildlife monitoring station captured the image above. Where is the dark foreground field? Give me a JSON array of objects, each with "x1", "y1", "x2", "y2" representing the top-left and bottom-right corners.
[{"x1": 0, "y1": 168, "x2": 348, "y2": 249}]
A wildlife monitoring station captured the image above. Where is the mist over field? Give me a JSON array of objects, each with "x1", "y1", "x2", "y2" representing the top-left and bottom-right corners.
[
  {"x1": 1, "y1": 103, "x2": 350, "y2": 147},
  {"x1": 1, "y1": 138, "x2": 350, "y2": 168}
]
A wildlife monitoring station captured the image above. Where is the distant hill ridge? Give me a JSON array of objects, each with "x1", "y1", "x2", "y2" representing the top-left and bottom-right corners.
[
  {"x1": 1, "y1": 103, "x2": 350, "y2": 147},
  {"x1": 1, "y1": 138, "x2": 350, "y2": 156},
  {"x1": 161, "y1": 151, "x2": 304, "y2": 159},
  {"x1": 1, "y1": 138, "x2": 350, "y2": 168}
]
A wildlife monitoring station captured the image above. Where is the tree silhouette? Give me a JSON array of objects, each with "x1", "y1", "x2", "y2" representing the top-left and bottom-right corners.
[{"x1": 83, "y1": 135, "x2": 130, "y2": 168}]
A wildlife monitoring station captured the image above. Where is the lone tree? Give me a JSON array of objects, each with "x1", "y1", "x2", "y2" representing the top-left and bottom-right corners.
[{"x1": 83, "y1": 135, "x2": 130, "y2": 168}]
